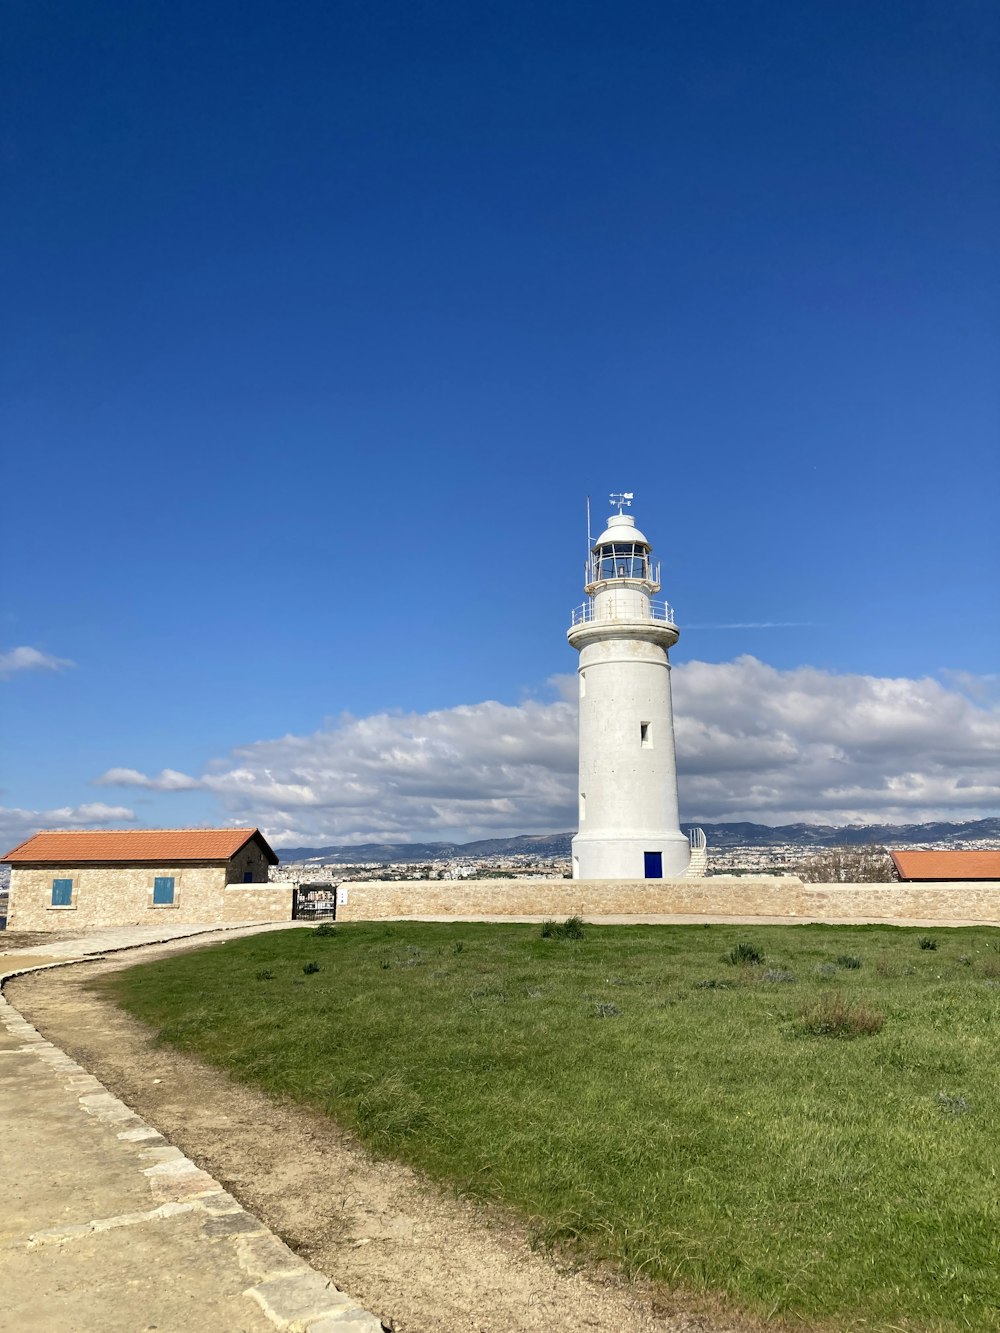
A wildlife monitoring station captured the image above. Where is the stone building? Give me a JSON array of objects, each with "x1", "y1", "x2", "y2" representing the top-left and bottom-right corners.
[{"x1": 2, "y1": 827, "x2": 291, "y2": 931}]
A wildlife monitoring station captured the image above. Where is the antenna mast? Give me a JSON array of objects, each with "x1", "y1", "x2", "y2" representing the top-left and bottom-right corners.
[{"x1": 585, "y1": 495, "x2": 592, "y2": 583}]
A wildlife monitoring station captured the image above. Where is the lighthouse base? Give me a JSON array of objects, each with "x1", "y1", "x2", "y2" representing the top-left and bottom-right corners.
[{"x1": 571, "y1": 833, "x2": 691, "y2": 881}]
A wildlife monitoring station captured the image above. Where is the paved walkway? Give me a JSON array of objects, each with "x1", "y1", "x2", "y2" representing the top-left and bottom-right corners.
[
  {"x1": 0, "y1": 924, "x2": 384, "y2": 1333},
  {"x1": 0, "y1": 918, "x2": 310, "y2": 963}
]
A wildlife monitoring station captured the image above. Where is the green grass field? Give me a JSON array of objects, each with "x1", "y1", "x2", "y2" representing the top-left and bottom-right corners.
[{"x1": 102, "y1": 922, "x2": 1000, "y2": 1330}]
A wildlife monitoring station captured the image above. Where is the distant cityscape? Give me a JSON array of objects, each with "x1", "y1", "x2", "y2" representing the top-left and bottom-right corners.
[{"x1": 272, "y1": 818, "x2": 1000, "y2": 884}]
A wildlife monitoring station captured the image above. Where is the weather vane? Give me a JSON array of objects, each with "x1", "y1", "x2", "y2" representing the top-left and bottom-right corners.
[{"x1": 609, "y1": 491, "x2": 634, "y2": 514}]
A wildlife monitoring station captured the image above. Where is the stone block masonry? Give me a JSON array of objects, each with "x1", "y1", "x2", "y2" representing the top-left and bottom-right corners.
[
  {"x1": 335, "y1": 877, "x2": 1000, "y2": 924},
  {"x1": 8, "y1": 864, "x2": 293, "y2": 932},
  {"x1": 12, "y1": 868, "x2": 1000, "y2": 931}
]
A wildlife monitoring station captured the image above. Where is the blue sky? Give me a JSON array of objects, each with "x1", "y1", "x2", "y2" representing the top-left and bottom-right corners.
[{"x1": 3, "y1": 0, "x2": 998, "y2": 846}]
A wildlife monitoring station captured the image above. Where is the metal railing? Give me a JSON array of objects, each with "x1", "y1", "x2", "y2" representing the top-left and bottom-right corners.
[{"x1": 570, "y1": 598, "x2": 676, "y2": 628}]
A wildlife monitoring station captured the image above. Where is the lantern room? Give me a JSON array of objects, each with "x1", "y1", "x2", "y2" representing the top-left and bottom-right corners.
[{"x1": 586, "y1": 512, "x2": 660, "y2": 590}]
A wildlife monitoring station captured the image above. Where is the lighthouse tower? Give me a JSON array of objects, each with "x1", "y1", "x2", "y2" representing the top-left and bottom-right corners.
[{"x1": 568, "y1": 494, "x2": 690, "y2": 881}]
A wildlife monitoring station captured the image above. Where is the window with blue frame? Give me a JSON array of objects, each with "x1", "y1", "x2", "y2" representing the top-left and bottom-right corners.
[
  {"x1": 51, "y1": 878, "x2": 73, "y2": 906},
  {"x1": 152, "y1": 876, "x2": 175, "y2": 905}
]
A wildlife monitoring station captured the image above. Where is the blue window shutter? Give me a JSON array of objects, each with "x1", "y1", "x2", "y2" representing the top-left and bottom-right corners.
[
  {"x1": 51, "y1": 879, "x2": 73, "y2": 906},
  {"x1": 153, "y1": 876, "x2": 175, "y2": 905}
]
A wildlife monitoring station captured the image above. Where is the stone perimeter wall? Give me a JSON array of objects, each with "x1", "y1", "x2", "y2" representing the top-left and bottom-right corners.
[
  {"x1": 336, "y1": 876, "x2": 1000, "y2": 924},
  {"x1": 10, "y1": 869, "x2": 1000, "y2": 930},
  {"x1": 8, "y1": 864, "x2": 293, "y2": 931}
]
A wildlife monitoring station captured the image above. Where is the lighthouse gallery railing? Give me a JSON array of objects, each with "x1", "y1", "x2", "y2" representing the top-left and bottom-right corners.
[{"x1": 570, "y1": 599, "x2": 676, "y2": 628}]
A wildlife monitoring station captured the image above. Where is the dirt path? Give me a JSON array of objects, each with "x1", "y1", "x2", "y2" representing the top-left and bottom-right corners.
[{"x1": 5, "y1": 938, "x2": 775, "y2": 1333}]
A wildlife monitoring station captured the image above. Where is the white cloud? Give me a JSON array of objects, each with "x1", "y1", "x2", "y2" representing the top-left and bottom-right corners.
[
  {"x1": 200, "y1": 698, "x2": 578, "y2": 845},
  {"x1": 673, "y1": 657, "x2": 1000, "y2": 823},
  {"x1": 91, "y1": 657, "x2": 1000, "y2": 845},
  {"x1": 0, "y1": 803, "x2": 136, "y2": 853},
  {"x1": 93, "y1": 767, "x2": 202, "y2": 791},
  {"x1": 0, "y1": 646, "x2": 75, "y2": 680},
  {"x1": 939, "y1": 670, "x2": 1000, "y2": 706}
]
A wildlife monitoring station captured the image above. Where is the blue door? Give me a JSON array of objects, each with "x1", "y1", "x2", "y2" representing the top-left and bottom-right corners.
[{"x1": 644, "y1": 851, "x2": 662, "y2": 879}]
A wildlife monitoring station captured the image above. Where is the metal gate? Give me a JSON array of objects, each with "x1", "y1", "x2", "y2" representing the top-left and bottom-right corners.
[{"x1": 291, "y1": 883, "x2": 338, "y2": 920}]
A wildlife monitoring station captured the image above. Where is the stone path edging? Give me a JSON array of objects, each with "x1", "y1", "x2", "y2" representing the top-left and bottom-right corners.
[{"x1": 0, "y1": 928, "x2": 386, "y2": 1333}]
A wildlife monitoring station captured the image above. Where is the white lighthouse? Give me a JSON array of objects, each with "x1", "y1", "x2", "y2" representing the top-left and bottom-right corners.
[{"x1": 568, "y1": 494, "x2": 691, "y2": 881}]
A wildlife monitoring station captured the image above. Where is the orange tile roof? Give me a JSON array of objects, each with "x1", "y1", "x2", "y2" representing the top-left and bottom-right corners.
[
  {"x1": 889, "y1": 850, "x2": 1000, "y2": 881},
  {"x1": 2, "y1": 827, "x2": 278, "y2": 865}
]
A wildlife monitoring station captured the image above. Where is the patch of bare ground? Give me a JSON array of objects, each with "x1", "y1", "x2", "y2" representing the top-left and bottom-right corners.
[{"x1": 8, "y1": 941, "x2": 776, "y2": 1333}]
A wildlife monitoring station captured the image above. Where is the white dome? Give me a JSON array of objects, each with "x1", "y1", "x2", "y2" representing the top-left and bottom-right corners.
[{"x1": 593, "y1": 513, "x2": 650, "y2": 547}]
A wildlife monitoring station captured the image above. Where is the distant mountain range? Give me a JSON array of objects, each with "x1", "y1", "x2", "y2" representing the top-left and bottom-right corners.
[
  {"x1": 693, "y1": 818, "x2": 1000, "y2": 848},
  {"x1": 279, "y1": 832, "x2": 575, "y2": 863},
  {"x1": 278, "y1": 818, "x2": 1000, "y2": 863}
]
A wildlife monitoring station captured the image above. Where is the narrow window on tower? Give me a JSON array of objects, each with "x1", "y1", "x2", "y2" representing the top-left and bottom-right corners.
[
  {"x1": 640, "y1": 722, "x2": 651, "y2": 747},
  {"x1": 580, "y1": 672, "x2": 586, "y2": 698},
  {"x1": 579, "y1": 791, "x2": 586, "y2": 821}
]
